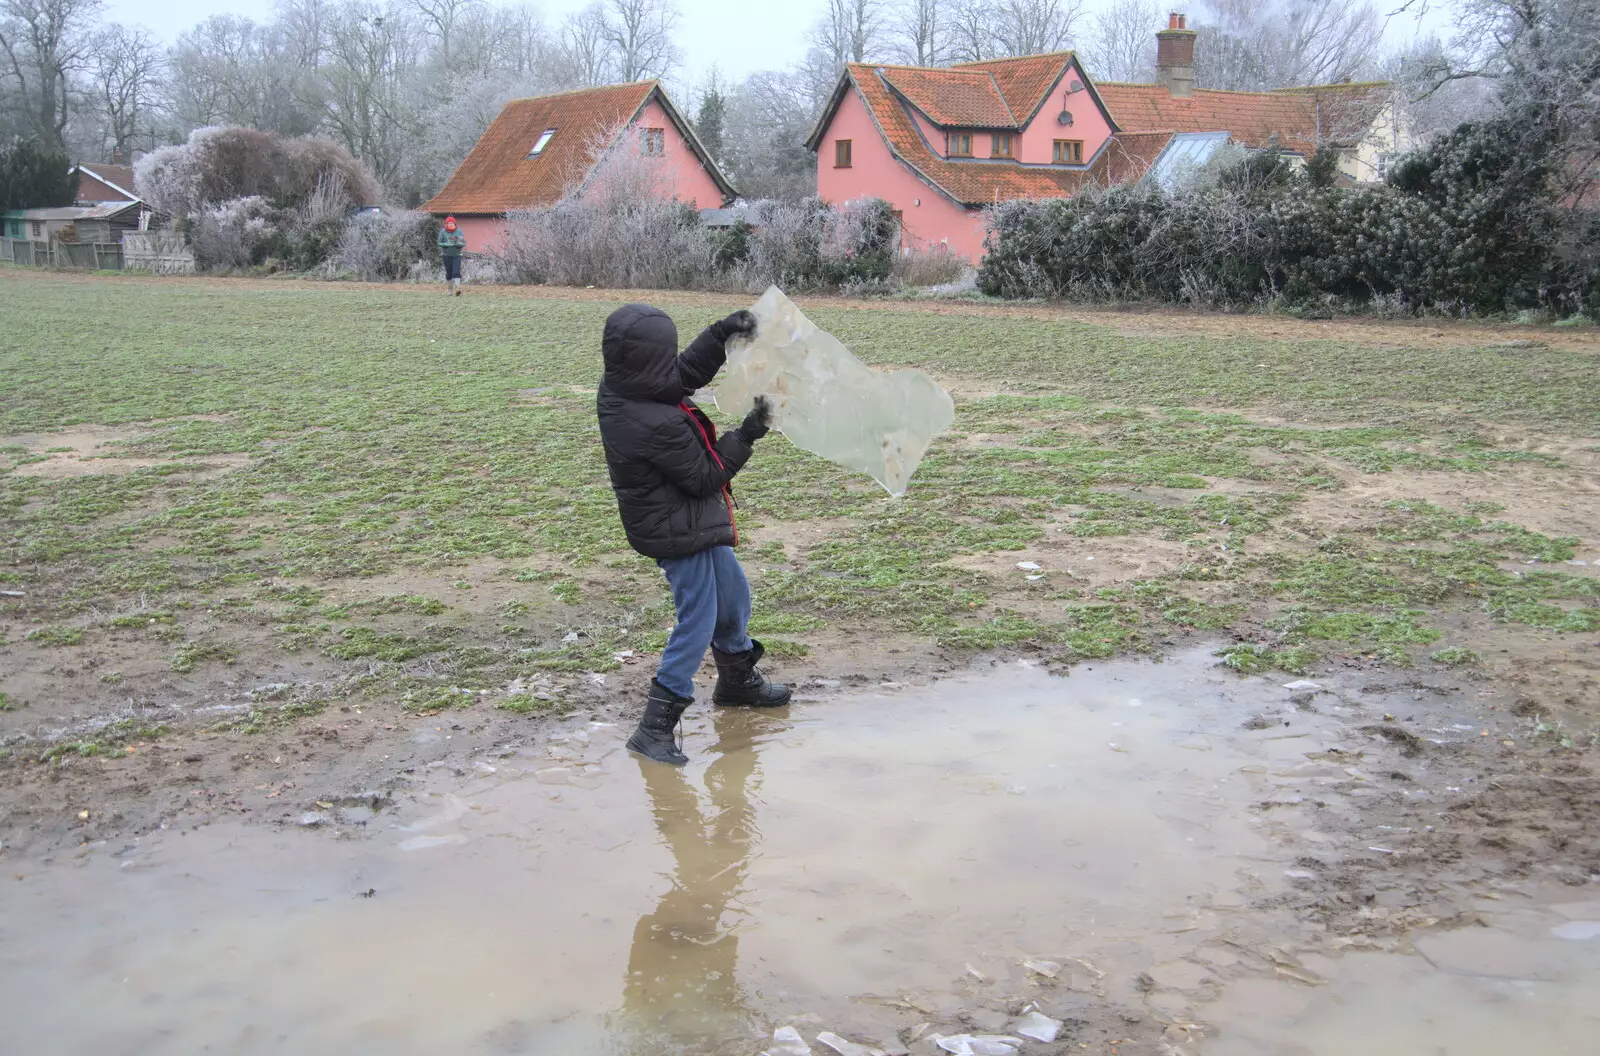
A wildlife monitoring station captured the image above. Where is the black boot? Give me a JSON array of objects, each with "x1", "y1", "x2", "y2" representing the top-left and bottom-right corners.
[
  {"x1": 712, "y1": 639, "x2": 793, "y2": 708},
  {"x1": 626, "y1": 680, "x2": 692, "y2": 765}
]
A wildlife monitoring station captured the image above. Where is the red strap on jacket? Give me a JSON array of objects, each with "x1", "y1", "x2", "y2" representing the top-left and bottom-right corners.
[{"x1": 679, "y1": 402, "x2": 737, "y2": 544}]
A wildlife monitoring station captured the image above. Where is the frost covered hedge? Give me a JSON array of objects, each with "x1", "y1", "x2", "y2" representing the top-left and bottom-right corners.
[
  {"x1": 979, "y1": 117, "x2": 1597, "y2": 315},
  {"x1": 335, "y1": 210, "x2": 440, "y2": 281},
  {"x1": 496, "y1": 197, "x2": 899, "y2": 293}
]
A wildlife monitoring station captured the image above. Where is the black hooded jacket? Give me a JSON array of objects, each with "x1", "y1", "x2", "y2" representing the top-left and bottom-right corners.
[{"x1": 597, "y1": 305, "x2": 754, "y2": 560}]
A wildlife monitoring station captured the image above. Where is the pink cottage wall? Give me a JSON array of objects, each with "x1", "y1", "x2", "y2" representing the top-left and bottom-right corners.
[
  {"x1": 1015, "y1": 59, "x2": 1112, "y2": 165},
  {"x1": 815, "y1": 86, "x2": 989, "y2": 262},
  {"x1": 453, "y1": 216, "x2": 506, "y2": 254},
  {"x1": 452, "y1": 97, "x2": 724, "y2": 255},
  {"x1": 632, "y1": 97, "x2": 725, "y2": 210}
]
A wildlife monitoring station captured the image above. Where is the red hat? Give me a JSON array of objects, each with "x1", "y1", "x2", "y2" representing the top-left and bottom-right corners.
[{"x1": 444, "y1": 215, "x2": 457, "y2": 227}]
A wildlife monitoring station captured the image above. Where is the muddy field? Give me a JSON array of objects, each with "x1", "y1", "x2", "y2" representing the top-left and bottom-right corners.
[{"x1": 1, "y1": 271, "x2": 1597, "y2": 1054}]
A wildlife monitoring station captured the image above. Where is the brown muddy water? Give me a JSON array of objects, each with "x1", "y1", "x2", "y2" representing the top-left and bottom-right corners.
[{"x1": 2, "y1": 647, "x2": 1596, "y2": 1055}]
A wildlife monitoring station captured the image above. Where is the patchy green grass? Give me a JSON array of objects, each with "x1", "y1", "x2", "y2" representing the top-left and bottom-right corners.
[
  {"x1": 1431, "y1": 647, "x2": 1482, "y2": 666},
  {"x1": 1, "y1": 275, "x2": 1596, "y2": 737},
  {"x1": 170, "y1": 639, "x2": 238, "y2": 673},
  {"x1": 497, "y1": 692, "x2": 561, "y2": 715},
  {"x1": 25, "y1": 625, "x2": 83, "y2": 647}
]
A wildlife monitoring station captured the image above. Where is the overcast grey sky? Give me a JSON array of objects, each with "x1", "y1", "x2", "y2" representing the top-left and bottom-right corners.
[{"x1": 100, "y1": 0, "x2": 1455, "y2": 88}]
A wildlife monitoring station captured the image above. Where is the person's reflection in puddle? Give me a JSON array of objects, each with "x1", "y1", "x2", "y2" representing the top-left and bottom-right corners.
[{"x1": 617, "y1": 707, "x2": 788, "y2": 1053}]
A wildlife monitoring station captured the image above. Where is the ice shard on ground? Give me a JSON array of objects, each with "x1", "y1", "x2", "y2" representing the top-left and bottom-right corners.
[{"x1": 716, "y1": 286, "x2": 955, "y2": 497}]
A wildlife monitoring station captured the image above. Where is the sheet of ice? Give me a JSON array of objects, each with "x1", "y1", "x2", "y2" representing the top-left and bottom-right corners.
[
  {"x1": 717, "y1": 286, "x2": 955, "y2": 497},
  {"x1": 763, "y1": 1025, "x2": 813, "y2": 1056}
]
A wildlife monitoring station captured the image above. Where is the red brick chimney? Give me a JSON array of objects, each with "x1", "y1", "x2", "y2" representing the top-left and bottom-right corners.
[{"x1": 1156, "y1": 12, "x2": 1196, "y2": 99}]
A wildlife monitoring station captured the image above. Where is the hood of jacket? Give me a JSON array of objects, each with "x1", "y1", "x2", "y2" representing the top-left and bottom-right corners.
[{"x1": 602, "y1": 304, "x2": 687, "y2": 403}]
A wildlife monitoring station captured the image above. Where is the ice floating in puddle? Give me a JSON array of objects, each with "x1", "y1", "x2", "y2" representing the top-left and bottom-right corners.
[
  {"x1": 934, "y1": 1034, "x2": 1023, "y2": 1055},
  {"x1": 718, "y1": 286, "x2": 954, "y2": 496},
  {"x1": 1550, "y1": 921, "x2": 1600, "y2": 941},
  {"x1": 816, "y1": 1030, "x2": 876, "y2": 1056},
  {"x1": 762, "y1": 1025, "x2": 812, "y2": 1056},
  {"x1": 397, "y1": 834, "x2": 467, "y2": 852},
  {"x1": 1012, "y1": 1011, "x2": 1063, "y2": 1042}
]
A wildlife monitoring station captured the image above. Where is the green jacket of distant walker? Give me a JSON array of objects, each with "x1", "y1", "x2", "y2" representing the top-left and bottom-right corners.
[{"x1": 437, "y1": 228, "x2": 465, "y2": 258}]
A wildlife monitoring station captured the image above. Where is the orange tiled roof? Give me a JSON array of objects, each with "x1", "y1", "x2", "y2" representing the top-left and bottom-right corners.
[
  {"x1": 955, "y1": 52, "x2": 1078, "y2": 125},
  {"x1": 1095, "y1": 83, "x2": 1326, "y2": 154},
  {"x1": 1271, "y1": 82, "x2": 1394, "y2": 145},
  {"x1": 879, "y1": 67, "x2": 1016, "y2": 127},
  {"x1": 79, "y1": 163, "x2": 138, "y2": 199},
  {"x1": 844, "y1": 63, "x2": 1116, "y2": 207},
  {"x1": 1095, "y1": 131, "x2": 1176, "y2": 185},
  {"x1": 423, "y1": 82, "x2": 732, "y2": 215}
]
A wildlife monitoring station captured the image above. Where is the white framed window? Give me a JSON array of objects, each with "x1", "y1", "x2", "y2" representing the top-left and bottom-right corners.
[
  {"x1": 528, "y1": 129, "x2": 556, "y2": 157},
  {"x1": 641, "y1": 127, "x2": 665, "y2": 156}
]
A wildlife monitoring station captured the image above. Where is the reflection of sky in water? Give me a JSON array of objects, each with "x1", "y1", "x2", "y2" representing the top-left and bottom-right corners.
[{"x1": 2, "y1": 647, "x2": 1594, "y2": 1054}]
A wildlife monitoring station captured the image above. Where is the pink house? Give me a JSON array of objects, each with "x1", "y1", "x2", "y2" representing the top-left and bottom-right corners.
[
  {"x1": 807, "y1": 13, "x2": 1402, "y2": 261},
  {"x1": 425, "y1": 81, "x2": 735, "y2": 253},
  {"x1": 807, "y1": 52, "x2": 1129, "y2": 261}
]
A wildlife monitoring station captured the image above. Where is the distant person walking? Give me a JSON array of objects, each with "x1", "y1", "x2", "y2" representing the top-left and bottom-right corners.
[{"x1": 438, "y1": 216, "x2": 465, "y2": 295}]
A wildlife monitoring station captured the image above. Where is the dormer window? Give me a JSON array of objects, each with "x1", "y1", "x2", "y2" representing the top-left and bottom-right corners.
[
  {"x1": 528, "y1": 129, "x2": 556, "y2": 157},
  {"x1": 947, "y1": 132, "x2": 974, "y2": 157}
]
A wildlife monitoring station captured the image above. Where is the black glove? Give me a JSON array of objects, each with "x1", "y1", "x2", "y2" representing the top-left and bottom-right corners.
[
  {"x1": 738, "y1": 396, "x2": 772, "y2": 443},
  {"x1": 722, "y1": 310, "x2": 757, "y2": 337}
]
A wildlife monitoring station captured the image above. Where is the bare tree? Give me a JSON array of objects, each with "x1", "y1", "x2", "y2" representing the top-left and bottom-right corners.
[
  {"x1": 602, "y1": 0, "x2": 678, "y2": 82},
  {"x1": 0, "y1": 0, "x2": 101, "y2": 151},
  {"x1": 1448, "y1": 0, "x2": 1600, "y2": 201},
  {"x1": 891, "y1": 0, "x2": 952, "y2": 66},
  {"x1": 277, "y1": 0, "x2": 331, "y2": 68},
  {"x1": 560, "y1": 3, "x2": 614, "y2": 87},
  {"x1": 1192, "y1": 0, "x2": 1381, "y2": 90},
  {"x1": 1083, "y1": 0, "x2": 1159, "y2": 81},
  {"x1": 721, "y1": 69, "x2": 818, "y2": 201},
  {"x1": 811, "y1": 0, "x2": 886, "y2": 67},
  {"x1": 411, "y1": 0, "x2": 479, "y2": 69},
  {"x1": 946, "y1": 0, "x2": 996, "y2": 61},
  {"x1": 90, "y1": 22, "x2": 161, "y2": 158},
  {"x1": 990, "y1": 0, "x2": 1083, "y2": 57},
  {"x1": 490, "y1": 2, "x2": 555, "y2": 76},
  {"x1": 313, "y1": 2, "x2": 422, "y2": 187}
]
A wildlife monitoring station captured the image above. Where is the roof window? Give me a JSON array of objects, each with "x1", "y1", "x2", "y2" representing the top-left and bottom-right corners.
[{"x1": 528, "y1": 129, "x2": 556, "y2": 157}]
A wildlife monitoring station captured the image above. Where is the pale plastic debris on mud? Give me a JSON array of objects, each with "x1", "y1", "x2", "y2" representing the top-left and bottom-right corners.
[
  {"x1": 1012, "y1": 1011, "x2": 1063, "y2": 1042},
  {"x1": 719, "y1": 286, "x2": 955, "y2": 497},
  {"x1": 1550, "y1": 921, "x2": 1600, "y2": 941},
  {"x1": 1015, "y1": 561, "x2": 1041, "y2": 570},
  {"x1": 1282, "y1": 680, "x2": 1323, "y2": 691},
  {"x1": 763, "y1": 1025, "x2": 813, "y2": 1056},
  {"x1": 815, "y1": 1030, "x2": 877, "y2": 1056},
  {"x1": 934, "y1": 1034, "x2": 1023, "y2": 1055},
  {"x1": 1021, "y1": 958, "x2": 1061, "y2": 978}
]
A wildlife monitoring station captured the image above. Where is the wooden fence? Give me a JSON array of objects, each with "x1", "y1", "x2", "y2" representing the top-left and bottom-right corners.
[
  {"x1": 121, "y1": 233, "x2": 195, "y2": 275},
  {"x1": 2, "y1": 237, "x2": 124, "y2": 271},
  {"x1": 1, "y1": 233, "x2": 195, "y2": 274}
]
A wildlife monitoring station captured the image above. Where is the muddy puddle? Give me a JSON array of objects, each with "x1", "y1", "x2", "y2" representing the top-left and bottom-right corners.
[{"x1": 3, "y1": 647, "x2": 1596, "y2": 1054}]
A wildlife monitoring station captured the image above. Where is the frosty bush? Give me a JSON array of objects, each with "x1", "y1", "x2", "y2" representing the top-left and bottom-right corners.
[
  {"x1": 498, "y1": 198, "x2": 714, "y2": 289},
  {"x1": 979, "y1": 115, "x2": 1597, "y2": 314},
  {"x1": 335, "y1": 209, "x2": 439, "y2": 281},
  {"x1": 190, "y1": 196, "x2": 282, "y2": 271},
  {"x1": 135, "y1": 127, "x2": 381, "y2": 223},
  {"x1": 716, "y1": 198, "x2": 898, "y2": 291},
  {"x1": 893, "y1": 246, "x2": 970, "y2": 288},
  {"x1": 495, "y1": 196, "x2": 900, "y2": 293}
]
